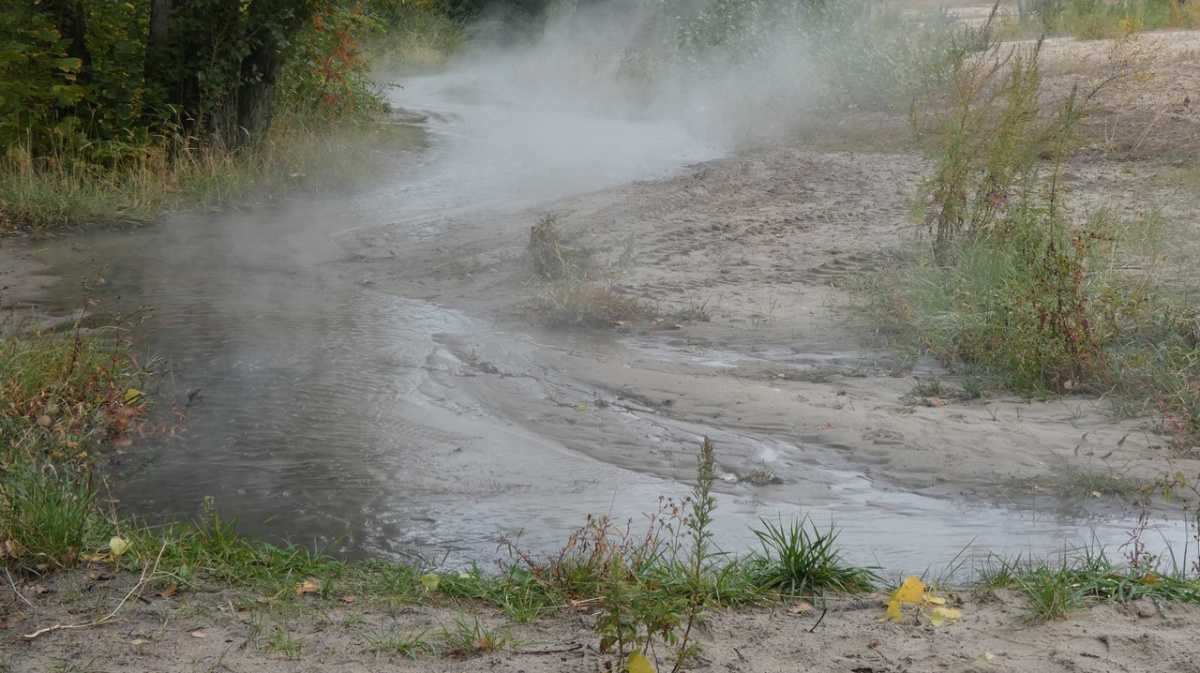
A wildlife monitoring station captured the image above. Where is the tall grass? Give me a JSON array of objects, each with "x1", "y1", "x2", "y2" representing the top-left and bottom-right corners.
[
  {"x1": 0, "y1": 321, "x2": 156, "y2": 571},
  {"x1": 1027, "y1": 0, "x2": 1200, "y2": 38},
  {"x1": 0, "y1": 118, "x2": 422, "y2": 232},
  {"x1": 859, "y1": 14, "x2": 1200, "y2": 447}
]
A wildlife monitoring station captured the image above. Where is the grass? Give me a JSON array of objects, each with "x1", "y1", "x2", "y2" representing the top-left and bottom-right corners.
[
  {"x1": 976, "y1": 544, "x2": 1200, "y2": 622},
  {"x1": 523, "y1": 214, "x2": 655, "y2": 329},
  {"x1": 745, "y1": 517, "x2": 880, "y2": 597},
  {"x1": 0, "y1": 119, "x2": 424, "y2": 233},
  {"x1": 362, "y1": 627, "x2": 434, "y2": 660},
  {"x1": 1023, "y1": 0, "x2": 1200, "y2": 38}
]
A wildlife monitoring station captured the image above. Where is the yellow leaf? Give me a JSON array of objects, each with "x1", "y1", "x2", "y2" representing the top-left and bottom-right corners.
[
  {"x1": 893, "y1": 576, "x2": 925, "y2": 604},
  {"x1": 981, "y1": 651, "x2": 997, "y2": 662},
  {"x1": 882, "y1": 598, "x2": 904, "y2": 623},
  {"x1": 125, "y1": 388, "x2": 144, "y2": 404},
  {"x1": 925, "y1": 594, "x2": 946, "y2": 606},
  {"x1": 930, "y1": 606, "x2": 962, "y2": 627},
  {"x1": 109, "y1": 536, "x2": 128, "y2": 557},
  {"x1": 419, "y1": 573, "x2": 440, "y2": 592},
  {"x1": 626, "y1": 650, "x2": 656, "y2": 673}
]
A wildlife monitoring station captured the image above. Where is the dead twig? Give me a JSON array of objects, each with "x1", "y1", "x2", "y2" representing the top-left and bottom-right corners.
[{"x1": 5, "y1": 568, "x2": 36, "y2": 611}]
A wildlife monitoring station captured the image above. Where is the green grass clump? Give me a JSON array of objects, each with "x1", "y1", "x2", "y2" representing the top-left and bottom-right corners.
[
  {"x1": 744, "y1": 517, "x2": 880, "y2": 597},
  {"x1": 977, "y1": 545, "x2": 1200, "y2": 623}
]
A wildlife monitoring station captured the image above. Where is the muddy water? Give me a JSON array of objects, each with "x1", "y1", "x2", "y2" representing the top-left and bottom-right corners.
[{"x1": 38, "y1": 70, "x2": 1185, "y2": 577}]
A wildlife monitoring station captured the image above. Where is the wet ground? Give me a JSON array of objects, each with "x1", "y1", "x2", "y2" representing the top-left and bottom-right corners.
[{"x1": 33, "y1": 56, "x2": 1195, "y2": 578}]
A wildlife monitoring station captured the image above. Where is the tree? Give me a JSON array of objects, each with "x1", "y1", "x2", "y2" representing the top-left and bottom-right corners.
[{"x1": 146, "y1": 0, "x2": 324, "y2": 148}]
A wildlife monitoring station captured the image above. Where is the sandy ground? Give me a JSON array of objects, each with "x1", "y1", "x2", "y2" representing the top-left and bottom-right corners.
[
  {"x1": 5, "y1": 21, "x2": 1200, "y2": 673},
  {"x1": 7, "y1": 564, "x2": 1200, "y2": 673}
]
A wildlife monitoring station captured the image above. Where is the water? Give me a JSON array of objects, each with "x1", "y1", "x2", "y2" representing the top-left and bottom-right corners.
[{"x1": 34, "y1": 66, "x2": 1189, "y2": 577}]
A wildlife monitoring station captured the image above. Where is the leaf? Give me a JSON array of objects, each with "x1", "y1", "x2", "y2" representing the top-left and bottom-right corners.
[
  {"x1": 930, "y1": 606, "x2": 962, "y2": 627},
  {"x1": 191, "y1": 631, "x2": 206, "y2": 638},
  {"x1": 925, "y1": 594, "x2": 946, "y2": 606},
  {"x1": 125, "y1": 388, "x2": 144, "y2": 404},
  {"x1": 109, "y1": 536, "x2": 128, "y2": 557},
  {"x1": 892, "y1": 576, "x2": 925, "y2": 604},
  {"x1": 626, "y1": 650, "x2": 657, "y2": 673},
  {"x1": 295, "y1": 580, "x2": 320, "y2": 595},
  {"x1": 419, "y1": 573, "x2": 440, "y2": 592},
  {"x1": 789, "y1": 601, "x2": 815, "y2": 614},
  {"x1": 154, "y1": 584, "x2": 178, "y2": 598},
  {"x1": 337, "y1": 595, "x2": 355, "y2": 604},
  {"x1": 981, "y1": 651, "x2": 997, "y2": 662},
  {"x1": 883, "y1": 598, "x2": 905, "y2": 623}
]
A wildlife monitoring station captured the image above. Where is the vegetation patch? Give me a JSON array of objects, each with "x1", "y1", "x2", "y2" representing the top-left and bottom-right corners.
[{"x1": 524, "y1": 214, "x2": 654, "y2": 328}]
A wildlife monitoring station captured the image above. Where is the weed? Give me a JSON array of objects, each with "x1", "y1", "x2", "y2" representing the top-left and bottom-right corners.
[
  {"x1": 439, "y1": 616, "x2": 513, "y2": 654},
  {"x1": 527, "y1": 214, "x2": 588, "y2": 282},
  {"x1": 362, "y1": 627, "x2": 434, "y2": 660},
  {"x1": 527, "y1": 281, "x2": 654, "y2": 328},
  {"x1": 0, "y1": 464, "x2": 101, "y2": 573},
  {"x1": 745, "y1": 516, "x2": 880, "y2": 597},
  {"x1": 739, "y1": 463, "x2": 779, "y2": 486},
  {"x1": 264, "y1": 627, "x2": 304, "y2": 659}
]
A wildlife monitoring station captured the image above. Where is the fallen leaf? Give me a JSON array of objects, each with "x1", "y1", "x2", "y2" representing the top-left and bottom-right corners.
[
  {"x1": 929, "y1": 397, "x2": 945, "y2": 407},
  {"x1": 866, "y1": 592, "x2": 879, "y2": 599},
  {"x1": 981, "y1": 651, "x2": 997, "y2": 663},
  {"x1": 419, "y1": 573, "x2": 440, "y2": 593},
  {"x1": 37, "y1": 415, "x2": 51, "y2": 427},
  {"x1": 893, "y1": 576, "x2": 925, "y2": 604},
  {"x1": 295, "y1": 580, "x2": 320, "y2": 596},
  {"x1": 154, "y1": 584, "x2": 178, "y2": 599},
  {"x1": 109, "y1": 536, "x2": 128, "y2": 557},
  {"x1": 30, "y1": 584, "x2": 49, "y2": 595},
  {"x1": 883, "y1": 599, "x2": 904, "y2": 623},
  {"x1": 925, "y1": 594, "x2": 946, "y2": 606},
  {"x1": 87, "y1": 570, "x2": 113, "y2": 581},
  {"x1": 930, "y1": 606, "x2": 962, "y2": 627},
  {"x1": 131, "y1": 638, "x2": 149, "y2": 646},
  {"x1": 337, "y1": 595, "x2": 355, "y2": 604},
  {"x1": 125, "y1": 388, "x2": 144, "y2": 404},
  {"x1": 111, "y1": 436, "x2": 133, "y2": 448},
  {"x1": 191, "y1": 631, "x2": 206, "y2": 638},
  {"x1": 789, "y1": 601, "x2": 815, "y2": 614},
  {"x1": 626, "y1": 650, "x2": 656, "y2": 673},
  {"x1": 1092, "y1": 491, "x2": 1102, "y2": 498}
]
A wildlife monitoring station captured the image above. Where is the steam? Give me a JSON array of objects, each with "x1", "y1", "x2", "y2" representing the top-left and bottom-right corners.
[{"x1": 379, "y1": 0, "x2": 836, "y2": 212}]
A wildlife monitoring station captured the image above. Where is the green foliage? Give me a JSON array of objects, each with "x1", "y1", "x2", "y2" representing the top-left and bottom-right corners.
[
  {"x1": 0, "y1": 0, "x2": 396, "y2": 229},
  {"x1": 745, "y1": 517, "x2": 880, "y2": 597},
  {"x1": 0, "y1": 7, "x2": 86, "y2": 157}
]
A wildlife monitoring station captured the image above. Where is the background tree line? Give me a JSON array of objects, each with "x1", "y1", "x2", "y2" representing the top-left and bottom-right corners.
[{"x1": 0, "y1": 0, "x2": 563, "y2": 165}]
